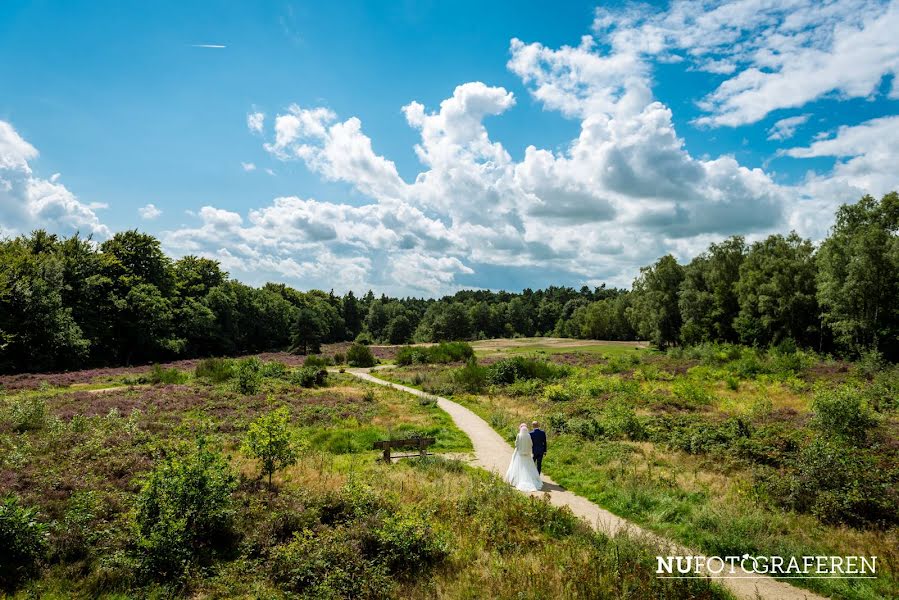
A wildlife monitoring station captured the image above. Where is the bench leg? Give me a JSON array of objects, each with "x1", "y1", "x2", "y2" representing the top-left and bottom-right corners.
[{"x1": 383, "y1": 448, "x2": 391, "y2": 463}]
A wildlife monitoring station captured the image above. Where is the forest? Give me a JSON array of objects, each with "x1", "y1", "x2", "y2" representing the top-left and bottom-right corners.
[{"x1": 1, "y1": 192, "x2": 897, "y2": 374}]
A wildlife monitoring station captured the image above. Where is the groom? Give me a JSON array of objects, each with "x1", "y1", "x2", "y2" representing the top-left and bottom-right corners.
[{"x1": 530, "y1": 421, "x2": 547, "y2": 474}]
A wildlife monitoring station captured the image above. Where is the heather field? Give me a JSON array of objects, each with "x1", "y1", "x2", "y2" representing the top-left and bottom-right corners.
[
  {"x1": 0, "y1": 353, "x2": 731, "y2": 599},
  {"x1": 379, "y1": 342, "x2": 899, "y2": 600}
]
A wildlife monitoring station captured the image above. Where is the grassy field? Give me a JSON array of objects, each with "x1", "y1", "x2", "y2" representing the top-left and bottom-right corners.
[
  {"x1": 378, "y1": 343, "x2": 899, "y2": 600},
  {"x1": 0, "y1": 357, "x2": 730, "y2": 599},
  {"x1": 471, "y1": 337, "x2": 648, "y2": 360}
]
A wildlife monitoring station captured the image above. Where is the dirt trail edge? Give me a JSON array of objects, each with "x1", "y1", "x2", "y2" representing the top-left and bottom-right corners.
[{"x1": 349, "y1": 368, "x2": 827, "y2": 600}]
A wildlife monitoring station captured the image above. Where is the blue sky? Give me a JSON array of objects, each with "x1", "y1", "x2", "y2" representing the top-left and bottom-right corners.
[{"x1": 2, "y1": 0, "x2": 898, "y2": 296}]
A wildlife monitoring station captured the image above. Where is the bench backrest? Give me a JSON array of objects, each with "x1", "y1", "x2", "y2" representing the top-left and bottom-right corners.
[{"x1": 373, "y1": 437, "x2": 435, "y2": 450}]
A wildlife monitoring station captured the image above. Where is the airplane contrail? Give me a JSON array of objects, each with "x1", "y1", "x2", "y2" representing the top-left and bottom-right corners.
[{"x1": 191, "y1": 44, "x2": 226, "y2": 48}]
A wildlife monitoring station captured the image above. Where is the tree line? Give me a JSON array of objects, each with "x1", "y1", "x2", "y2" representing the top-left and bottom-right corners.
[{"x1": 1, "y1": 192, "x2": 896, "y2": 373}]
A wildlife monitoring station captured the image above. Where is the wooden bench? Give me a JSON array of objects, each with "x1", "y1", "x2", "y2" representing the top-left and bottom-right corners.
[{"x1": 373, "y1": 437, "x2": 436, "y2": 462}]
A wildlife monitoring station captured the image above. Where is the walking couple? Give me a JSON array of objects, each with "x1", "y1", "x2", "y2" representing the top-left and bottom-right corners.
[{"x1": 503, "y1": 421, "x2": 547, "y2": 492}]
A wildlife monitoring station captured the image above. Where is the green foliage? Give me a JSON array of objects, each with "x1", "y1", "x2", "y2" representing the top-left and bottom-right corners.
[
  {"x1": 303, "y1": 354, "x2": 332, "y2": 368},
  {"x1": 243, "y1": 406, "x2": 298, "y2": 487},
  {"x1": 347, "y1": 343, "x2": 376, "y2": 367},
  {"x1": 291, "y1": 366, "x2": 328, "y2": 388},
  {"x1": 194, "y1": 357, "x2": 234, "y2": 382},
  {"x1": 396, "y1": 342, "x2": 474, "y2": 366},
  {"x1": 134, "y1": 441, "x2": 236, "y2": 580},
  {"x1": 234, "y1": 357, "x2": 262, "y2": 395},
  {"x1": 332, "y1": 352, "x2": 345, "y2": 365},
  {"x1": 599, "y1": 352, "x2": 641, "y2": 374},
  {"x1": 486, "y1": 356, "x2": 569, "y2": 385},
  {"x1": 373, "y1": 511, "x2": 449, "y2": 576},
  {"x1": 811, "y1": 385, "x2": 877, "y2": 444},
  {"x1": 291, "y1": 306, "x2": 325, "y2": 355},
  {"x1": 626, "y1": 254, "x2": 684, "y2": 348},
  {"x1": 0, "y1": 495, "x2": 48, "y2": 591},
  {"x1": 260, "y1": 360, "x2": 289, "y2": 379},
  {"x1": 148, "y1": 363, "x2": 187, "y2": 385},
  {"x1": 671, "y1": 380, "x2": 715, "y2": 407},
  {"x1": 757, "y1": 438, "x2": 897, "y2": 528},
  {"x1": 451, "y1": 358, "x2": 487, "y2": 393},
  {"x1": 543, "y1": 383, "x2": 574, "y2": 402},
  {"x1": 5, "y1": 395, "x2": 47, "y2": 432}
]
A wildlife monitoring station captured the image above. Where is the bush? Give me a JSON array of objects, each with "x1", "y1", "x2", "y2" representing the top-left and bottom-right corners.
[
  {"x1": 333, "y1": 352, "x2": 345, "y2": 365},
  {"x1": 134, "y1": 441, "x2": 236, "y2": 580},
  {"x1": 543, "y1": 383, "x2": 573, "y2": 402},
  {"x1": 671, "y1": 380, "x2": 715, "y2": 407},
  {"x1": 758, "y1": 438, "x2": 897, "y2": 528},
  {"x1": 194, "y1": 358, "x2": 234, "y2": 383},
  {"x1": 451, "y1": 358, "x2": 487, "y2": 393},
  {"x1": 373, "y1": 511, "x2": 449, "y2": 576},
  {"x1": 396, "y1": 342, "x2": 474, "y2": 366},
  {"x1": 234, "y1": 357, "x2": 262, "y2": 395},
  {"x1": 271, "y1": 529, "x2": 393, "y2": 598},
  {"x1": 600, "y1": 401, "x2": 646, "y2": 440},
  {"x1": 303, "y1": 354, "x2": 332, "y2": 368},
  {"x1": 6, "y1": 396, "x2": 46, "y2": 432},
  {"x1": 261, "y1": 361, "x2": 289, "y2": 379},
  {"x1": 347, "y1": 343, "x2": 376, "y2": 368},
  {"x1": 291, "y1": 366, "x2": 328, "y2": 388},
  {"x1": 148, "y1": 364, "x2": 186, "y2": 385},
  {"x1": 0, "y1": 495, "x2": 48, "y2": 591},
  {"x1": 243, "y1": 406, "x2": 298, "y2": 487},
  {"x1": 486, "y1": 356, "x2": 568, "y2": 385},
  {"x1": 811, "y1": 386, "x2": 877, "y2": 444},
  {"x1": 599, "y1": 353, "x2": 641, "y2": 374},
  {"x1": 354, "y1": 332, "x2": 373, "y2": 345}
]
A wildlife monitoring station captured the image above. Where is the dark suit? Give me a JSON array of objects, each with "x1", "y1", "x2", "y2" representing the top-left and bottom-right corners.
[{"x1": 530, "y1": 428, "x2": 547, "y2": 474}]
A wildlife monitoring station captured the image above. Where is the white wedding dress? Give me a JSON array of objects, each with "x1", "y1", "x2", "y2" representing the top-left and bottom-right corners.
[{"x1": 504, "y1": 428, "x2": 543, "y2": 491}]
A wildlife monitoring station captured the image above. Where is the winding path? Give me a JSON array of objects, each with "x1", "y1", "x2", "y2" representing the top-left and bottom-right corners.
[{"x1": 349, "y1": 368, "x2": 827, "y2": 600}]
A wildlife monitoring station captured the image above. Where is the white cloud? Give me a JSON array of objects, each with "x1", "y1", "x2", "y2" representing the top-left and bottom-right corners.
[
  {"x1": 241, "y1": 161, "x2": 256, "y2": 171},
  {"x1": 247, "y1": 111, "x2": 265, "y2": 134},
  {"x1": 588, "y1": 0, "x2": 899, "y2": 128},
  {"x1": 0, "y1": 120, "x2": 109, "y2": 237},
  {"x1": 767, "y1": 114, "x2": 811, "y2": 141},
  {"x1": 138, "y1": 203, "x2": 162, "y2": 220}
]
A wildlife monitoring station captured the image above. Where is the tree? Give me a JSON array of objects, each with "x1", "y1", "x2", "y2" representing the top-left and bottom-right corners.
[
  {"x1": 817, "y1": 193, "x2": 899, "y2": 358},
  {"x1": 627, "y1": 255, "x2": 684, "y2": 348},
  {"x1": 341, "y1": 291, "x2": 363, "y2": 340},
  {"x1": 242, "y1": 406, "x2": 298, "y2": 487},
  {"x1": 291, "y1": 307, "x2": 325, "y2": 355},
  {"x1": 346, "y1": 342, "x2": 376, "y2": 367},
  {"x1": 173, "y1": 256, "x2": 227, "y2": 300},
  {"x1": 364, "y1": 299, "x2": 389, "y2": 341},
  {"x1": 734, "y1": 233, "x2": 819, "y2": 347},
  {"x1": 385, "y1": 314, "x2": 413, "y2": 344},
  {"x1": 679, "y1": 237, "x2": 746, "y2": 345}
]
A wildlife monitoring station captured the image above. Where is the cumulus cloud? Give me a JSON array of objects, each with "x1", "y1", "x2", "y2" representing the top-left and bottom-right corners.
[
  {"x1": 138, "y1": 203, "x2": 162, "y2": 220},
  {"x1": 0, "y1": 120, "x2": 109, "y2": 237},
  {"x1": 241, "y1": 162, "x2": 256, "y2": 171},
  {"x1": 588, "y1": 0, "x2": 899, "y2": 127}
]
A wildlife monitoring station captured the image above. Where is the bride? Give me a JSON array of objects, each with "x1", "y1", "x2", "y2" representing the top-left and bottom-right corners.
[{"x1": 504, "y1": 423, "x2": 543, "y2": 491}]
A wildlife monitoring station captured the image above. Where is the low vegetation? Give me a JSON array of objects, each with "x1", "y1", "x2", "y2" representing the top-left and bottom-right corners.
[{"x1": 381, "y1": 341, "x2": 899, "y2": 599}]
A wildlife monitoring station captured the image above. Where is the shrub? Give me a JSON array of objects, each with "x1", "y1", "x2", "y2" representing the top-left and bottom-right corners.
[
  {"x1": 451, "y1": 358, "x2": 487, "y2": 393},
  {"x1": 234, "y1": 357, "x2": 262, "y2": 395},
  {"x1": 486, "y1": 356, "x2": 568, "y2": 385},
  {"x1": 396, "y1": 342, "x2": 474, "y2": 366},
  {"x1": 600, "y1": 401, "x2": 646, "y2": 440},
  {"x1": 373, "y1": 511, "x2": 448, "y2": 576},
  {"x1": 811, "y1": 386, "x2": 877, "y2": 444},
  {"x1": 134, "y1": 441, "x2": 236, "y2": 580},
  {"x1": 354, "y1": 332, "x2": 373, "y2": 345},
  {"x1": 243, "y1": 406, "x2": 298, "y2": 487},
  {"x1": 194, "y1": 358, "x2": 234, "y2": 382},
  {"x1": 6, "y1": 396, "x2": 46, "y2": 432},
  {"x1": 0, "y1": 495, "x2": 48, "y2": 591},
  {"x1": 543, "y1": 383, "x2": 573, "y2": 402},
  {"x1": 757, "y1": 438, "x2": 897, "y2": 528},
  {"x1": 347, "y1": 343, "x2": 376, "y2": 368},
  {"x1": 291, "y1": 366, "x2": 328, "y2": 388},
  {"x1": 599, "y1": 353, "x2": 641, "y2": 374},
  {"x1": 261, "y1": 361, "x2": 289, "y2": 379},
  {"x1": 303, "y1": 354, "x2": 332, "y2": 368},
  {"x1": 148, "y1": 364, "x2": 186, "y2": 385},
  {"x1": 333, "y1": 352, "x2": 345, "y2": 365},
  {"x1": 270, "y1": 529, "x2": 393, "y2": 598},
  {"x1": 395, "y1": 346, "x2": 428, "y2": 366},
  {"x1": 671, "y1": 380, "x2": 715, "y2": 407}
]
